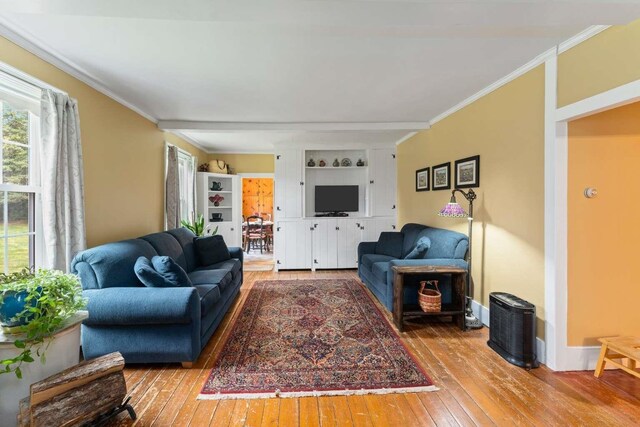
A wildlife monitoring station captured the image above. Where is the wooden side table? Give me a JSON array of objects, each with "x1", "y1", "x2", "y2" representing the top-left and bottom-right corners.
[
  {"x1": 594, "y1": 336, "x2": 640, "y2": 380},
  {"x1": 392, "y1": 265, "x2": 467, "y2": 332}
]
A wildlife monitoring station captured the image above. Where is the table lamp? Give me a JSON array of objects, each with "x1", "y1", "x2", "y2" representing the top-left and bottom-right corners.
[{"x1": 438, "y1": 188, "x2": 483, "y2": 329}]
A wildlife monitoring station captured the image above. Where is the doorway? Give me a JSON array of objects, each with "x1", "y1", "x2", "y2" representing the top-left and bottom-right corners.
[{"x1": 240, "y1": 174, "x2": 275, "y2": 270}]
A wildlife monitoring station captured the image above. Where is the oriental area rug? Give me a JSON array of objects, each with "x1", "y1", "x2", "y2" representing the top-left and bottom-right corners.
[{"x1": 199, "y1": 278, "x2": 436, "y2": 400}]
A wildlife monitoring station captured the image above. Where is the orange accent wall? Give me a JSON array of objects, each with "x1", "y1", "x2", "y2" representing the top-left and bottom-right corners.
[
  {"x1": 568, "y1": 101, "x2": 640, "y2": 346},
  {"x1": 242, "y1": 178, "x2": 274, "y2": 219}
]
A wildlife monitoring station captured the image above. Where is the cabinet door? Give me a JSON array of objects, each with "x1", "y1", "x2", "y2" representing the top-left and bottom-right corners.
[
  {"x1": 337, "y1": 219, "x2": 361, "y2": 268},
  {"x1": 369, "y1": 149, "x2": 397, "y2": 217},
  {"x1": 311, "y1": 219, "x2": 337, "y2": 269},
  {"x1": 214, "y1": 222, "x2": 238, "y2": 247},
  {"x1": 274, "y1": 220, "x2": 312, "y2": 269},
  {"x1": 274, "y1": 150, "x2": 303, "y2": 219},
  {"x1": 361, "y1": 218, "x2": 397, "y2": 242}
]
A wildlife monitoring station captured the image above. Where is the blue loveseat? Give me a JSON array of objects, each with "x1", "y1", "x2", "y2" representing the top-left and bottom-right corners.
[
  {"x1": 358, "y1": 223, "x2": 468, "y2": 311},
  {"x1": 70, "y1": 228, "x2": 243, "y2": 364}
]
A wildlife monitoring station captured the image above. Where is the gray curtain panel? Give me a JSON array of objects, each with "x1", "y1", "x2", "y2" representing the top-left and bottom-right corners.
[
  {"x1": 166, "y1": 145, "x2": 180, "y2": 229},
  {"x1": 40, "y1": 89, "x2": 86, "y2": 271}
]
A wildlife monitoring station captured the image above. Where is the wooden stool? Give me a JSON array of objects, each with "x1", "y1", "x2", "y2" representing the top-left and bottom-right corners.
[{"x1": 594, "y1": 336, "x2": 640, "y2": 379}]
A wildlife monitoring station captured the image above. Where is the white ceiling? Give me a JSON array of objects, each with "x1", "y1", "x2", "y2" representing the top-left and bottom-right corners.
[{"x1": 0, "y1": 1, "x2": 639, "y2": 152}]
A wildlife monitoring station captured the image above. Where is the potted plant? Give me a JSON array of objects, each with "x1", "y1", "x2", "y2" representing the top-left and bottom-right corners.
[
  {"x1": 181, "y1": 213, "x2": 218, "y2": 237},
  {"x1": 0, "y1": 268, "x2": 86, "y2": 378}
]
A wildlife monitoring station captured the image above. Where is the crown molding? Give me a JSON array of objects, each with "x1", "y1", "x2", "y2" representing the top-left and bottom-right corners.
[
  {"x1": 397, "y1": 25, "x2": 611, "y2": 145},
  {"x1": 394, "y1": 131, "x2": 418, "y2": 146},
  {"x1": 168, "y1": 130, "x2": 214, "y2": 154},
  {"x1": 158, "y1": 120, "x2": 428, "y2": 132},
  {"x1": 0, "y1": 16, "x2": 158, "y2": 123},
  {"x1": 558, "y1": 25, "x2": 609, "y2": 54}
]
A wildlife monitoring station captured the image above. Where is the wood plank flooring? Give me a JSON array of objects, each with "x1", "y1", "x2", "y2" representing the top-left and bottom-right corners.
[{"x1": 117, "y1": 270, "x2": 640, "y2": 426}]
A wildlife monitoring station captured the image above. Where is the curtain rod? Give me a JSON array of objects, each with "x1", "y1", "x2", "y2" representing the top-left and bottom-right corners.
[{"x1": 0, "y1": 59, "x2": 68, "y2": 95}]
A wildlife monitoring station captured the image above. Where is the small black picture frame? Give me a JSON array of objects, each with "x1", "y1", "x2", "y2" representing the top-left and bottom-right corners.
[
  {"x1": 454, "y1": 155, "x2": 480, "y2": 188},
  {"x1": 431, "y1": 162, "x2": 451, "y2": 191},
  {"x1": 416, "y1": 167, "x2": 430, "y2": 191}
]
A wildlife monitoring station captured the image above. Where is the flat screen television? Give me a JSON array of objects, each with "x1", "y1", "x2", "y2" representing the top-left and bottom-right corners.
[{"x1": 315, "y1": 185, "x2": 359, "y2": 213}]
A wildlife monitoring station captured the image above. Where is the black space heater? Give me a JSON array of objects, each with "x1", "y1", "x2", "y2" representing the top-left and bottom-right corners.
[{"x1": 487, "y1": 292, "x2": 539, "y2": 369}]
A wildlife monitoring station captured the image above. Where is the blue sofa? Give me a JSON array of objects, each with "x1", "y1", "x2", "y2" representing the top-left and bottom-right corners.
[
  {"x1": 70, "y1": 228, "x2": 243, "y2": 364},
  {"x1": 358, "y1": 223, "x2": 468, "y2": 311}
]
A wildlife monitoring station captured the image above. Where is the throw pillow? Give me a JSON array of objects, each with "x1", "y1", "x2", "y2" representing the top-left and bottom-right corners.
[
  {"x1": 404, "y1": 237, "x2": 432, "y2": 259},
  {"x1": 194, "y1": 235, "x2": 231, "y2": 266},
  {"x1": 134, "y1": 256, "x2": 176, "y2": 287},
  {"x1": 151, "y1": 256, "x2": 193, "y2": 287},
  {"x1": 375, "y1": 232, "x2": 404, "y2": 258}
]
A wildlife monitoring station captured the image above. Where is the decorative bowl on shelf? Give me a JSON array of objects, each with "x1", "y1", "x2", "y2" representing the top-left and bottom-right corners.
[
  {"x1": 307, "y1": 159, "x2": 315, "y2": 167},
  {"x1": 357, "y1": 159, "x2": 365, "y2": 167},
  {"x1": 318, "y1": 159, "x2": 326, "y2": 167},
  {"x1": 341, "y1": 158, "x2": 352, "y2": 167}
]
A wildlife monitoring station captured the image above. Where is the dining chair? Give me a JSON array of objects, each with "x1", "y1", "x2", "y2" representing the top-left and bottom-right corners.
[{"x1": 245, "y1": 215, "x2": 266, "y2": 253}]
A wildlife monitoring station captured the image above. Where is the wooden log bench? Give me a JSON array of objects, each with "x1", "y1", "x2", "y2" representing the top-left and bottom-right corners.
[
  {"x1": 17, "y1": 352, "x2": 135, "y2": 426},
  {"x1": 594, "y1": 336, "x2": 640, "y2": 380}
]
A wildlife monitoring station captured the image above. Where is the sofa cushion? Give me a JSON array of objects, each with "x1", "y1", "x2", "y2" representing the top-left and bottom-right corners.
[
  {"x1": 372, "y1": 261, "x2": 392, "y2": 284},
  {"x1": 166, "y1": 227, "x2": 199, "y2": 272},
  {"x1": 188, "y1": 269, "x2": 232, "y2": 290},
  {"x1": 404, "y1": 237, "x2": 431, "y2": 259},
  {"x1": 140, "y1": 232, "x2": 189, "y2": 272},
  {"x1": 151, "y1": 256, "x2": 193, "y2": 287},
  {"x1": 194, "y1": 284, "x2": 222, "y2": 314},
  {"x1": 134, "y1": 256, "x2": 176, "y2": 287},
  {"x1": 195, "y1": 258, "x2": 242, "y2": 282},
  {"x1": 375, "y1": 232, "x2": 404, "y2": 258},
  {"x1": 71, "y1": 239, "x2": 158, "y2": 289},
  {"x1": 194, "y1": 235, "x2": 231, "y2": 267},
  {"x1": 361, "y1": 254, "x2": 395, "y2": 270}
]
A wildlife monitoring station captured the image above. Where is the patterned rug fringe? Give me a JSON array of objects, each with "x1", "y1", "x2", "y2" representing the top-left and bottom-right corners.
[{"x1": 198, "y1": 385, "x2": 438, "y2": 400}]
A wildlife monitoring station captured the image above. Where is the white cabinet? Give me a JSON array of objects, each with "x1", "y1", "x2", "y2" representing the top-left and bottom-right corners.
[
  {"x1": 311, "y1": 219, "x2": 337, "y2": 269},
  {"x1": 274, "y1": 220, "x2": 312, "y2": 270},
  {"x1": 369, "y1": 149, "x2": 397, "y2": 217},
  {"x1": 274, "y1": 149, "x2": 303, "y2": 219},
  {"x1": 360, "y1": 217, "x2": 397, "y2": 242},
  {"x1": 196, "y1": 172, "x2": 241, "y2": 247},
  {"x1": 337, "y1": 218, "x2": 361, "y2": 268}
]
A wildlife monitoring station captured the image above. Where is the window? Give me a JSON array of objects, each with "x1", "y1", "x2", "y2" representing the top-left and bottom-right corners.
[
  {"x1": 0, "y1": 72, "x2": 41, "y2": 274},
  {"x1": 177, "y1": 150, "x2": 195, "y2": 223}
]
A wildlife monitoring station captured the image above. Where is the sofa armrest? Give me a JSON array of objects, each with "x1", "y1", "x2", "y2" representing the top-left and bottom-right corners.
[
  {"x1": 83, "y1": 287, "x2": 200, "y2": 326},
  {"x1": 357, "y1": 241, "x2": 377, "y2": 264},
  {"x1": 228, "y1": 246, "x2": 243, "y2": 264},
  {"x1": 386, "y1": 258, "x2": 469, "y2": 290}
]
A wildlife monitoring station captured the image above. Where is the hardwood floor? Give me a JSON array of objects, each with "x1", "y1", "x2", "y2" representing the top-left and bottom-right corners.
[{"x1": 117, "y1": 270, "x2": 640, "y2": 426}]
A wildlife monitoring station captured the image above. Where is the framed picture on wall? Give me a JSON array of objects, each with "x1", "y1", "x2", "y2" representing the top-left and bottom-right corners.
[
  {"x1": 454, "y1": 155, "x2": 480, "y2": 188},
  {"x1": 431, "y1": 162, "x2": 451, "y2": 190},
  {"x1": 416, "y1": 167, "x2": 430, "y2": 191}
]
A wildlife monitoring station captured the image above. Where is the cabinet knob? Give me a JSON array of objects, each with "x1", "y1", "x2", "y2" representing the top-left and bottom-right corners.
[
  {"x1": 369, "y1": 180, "x2": 374, "y2": 184},
  {"x1": 230, "y1": 227, "x2": 234, "y2": 231},
  {"x1": 336, "y1": 226, "x2": 340, "y2": 230},
  {"x1": 355, "y1": 222, "x2": 360, "y2": 228},
  {"x1": 300, "y1": 181, "x2": 304, "y2": 186},
  {"x1": 361, "y1": 227, "x2": 364, "y2": 230}
]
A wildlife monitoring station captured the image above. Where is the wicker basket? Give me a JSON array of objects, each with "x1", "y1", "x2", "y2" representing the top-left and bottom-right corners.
[{"x1": 418, "y1": 280, "x2": 441, "y2": 313}]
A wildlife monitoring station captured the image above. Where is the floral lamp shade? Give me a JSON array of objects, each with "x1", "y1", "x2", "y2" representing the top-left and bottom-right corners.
[{"x1": 438, "y1": 200, "x2": 468, "y2": 218}]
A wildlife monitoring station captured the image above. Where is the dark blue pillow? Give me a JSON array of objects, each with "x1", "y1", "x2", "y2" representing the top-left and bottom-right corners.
[
  {"x1": 404, "y1": 237, "x2": 432, "y2": 259},
  {"x1": 134, "y1": 256, "x2": 175, "y2": 287},
  {"x1": 151, "y1": 256, "x2": 193, "y2": 287},
  {"x1": 194, "y1": 235, "x2": 231, "y2": 266},
  {"x1": 375, "y1": 232, "x2": 404, "y2": 258}
]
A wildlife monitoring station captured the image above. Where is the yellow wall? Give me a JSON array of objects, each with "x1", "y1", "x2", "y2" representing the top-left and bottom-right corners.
[
  {"x1": 558, "y1": 20, "x2": 640, "y2": 107},
  {"x1": 209, "y1": 153, "x2": 274, "y2": 174},
  {"x1": 567, "y1": 102, "x2": 640, "y2": 346},
  {"x1": 0, "y1": 36, "x2": 208, "y2": 248},
  {"x1": 397, "y1": 66, "x2": 546, "y2": 336}
]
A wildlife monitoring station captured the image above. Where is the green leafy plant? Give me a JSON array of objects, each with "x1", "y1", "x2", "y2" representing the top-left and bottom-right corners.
[
  {"x1": 181, "y1": 213, "x2": 218, "y2": 237},
  {"x1": 0, "y1": 268, "x2": 86, "y2": 379}
]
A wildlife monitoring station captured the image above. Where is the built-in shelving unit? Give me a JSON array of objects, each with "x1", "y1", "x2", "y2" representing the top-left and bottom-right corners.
[{"x1": 196, "y1": 172, "x2": 241, "y2": 247}]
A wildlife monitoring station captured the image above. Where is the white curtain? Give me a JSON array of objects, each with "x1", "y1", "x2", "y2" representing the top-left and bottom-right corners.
[
  {"x1": 166, "y1": 145, "x2": 196, "y2": 230},
  {"x1": 39, "y1": 89, "x2": 86, "y2": 271},
  {"x1": 165, "y1": 145, "x2": 180, "y2": 229}
]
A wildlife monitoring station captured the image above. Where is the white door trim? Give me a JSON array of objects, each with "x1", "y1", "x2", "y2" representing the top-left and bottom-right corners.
[{"x1": 545, "y1": 59, "x2": 640, "y2": 370}]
